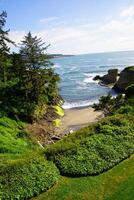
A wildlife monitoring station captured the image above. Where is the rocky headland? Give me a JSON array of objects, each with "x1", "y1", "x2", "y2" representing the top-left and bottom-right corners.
[
  {"x1": 94, "y1": 66, "x2": 134, "y2": 92},
  {"x1": 114, "y1": 66, "x2": 134, "y2": 92}
]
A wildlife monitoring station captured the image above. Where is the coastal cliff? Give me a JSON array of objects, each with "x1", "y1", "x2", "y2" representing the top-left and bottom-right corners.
[
  {"x1": 93, "y1": 66, "x2": 134, "y2": 92},
  {"x1": 114, "y1": 66, "x2": 134, "y2": 92},
  {"x1": 101, "y1": 69, "x2": 118, "y2": 84},
  {"x1": 93, "y1": 69, "x2": 118, "y2": 85}
]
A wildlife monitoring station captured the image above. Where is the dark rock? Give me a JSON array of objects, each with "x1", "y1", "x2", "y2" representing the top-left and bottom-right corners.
[
  {"x1": 101, "y1": 69, "x2": 118, "y2": 84},
  {"x1": 114, "y1": 66, "x2": 134, "y2": 92},
  {"x1": 93, "y1": 75, "x2": 101, "y2": 81},
  {"x1": 51, "y1": 135, "x2": 61, "y2": 140}
]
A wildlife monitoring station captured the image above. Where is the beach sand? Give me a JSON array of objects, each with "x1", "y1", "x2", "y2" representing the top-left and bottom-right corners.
[{"x1": 56, "y1": 107, "x2": 103, "y2": 136}]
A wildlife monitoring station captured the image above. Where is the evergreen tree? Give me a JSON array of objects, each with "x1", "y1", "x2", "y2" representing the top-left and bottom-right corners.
[
  {"x1": 20, "y1": 31, "x2": 51, "y2": 70},
  {"x1": 19, "y1": 32, "x2": 60, "y2": 105},
  {"x1": 0, "y1": 15, "x2": 60, "y2": 121},
  {"x1": 0, "y1": 11, "x2": 14, "y2": 82}
]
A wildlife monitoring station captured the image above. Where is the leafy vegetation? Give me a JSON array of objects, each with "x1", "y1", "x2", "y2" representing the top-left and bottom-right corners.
[
  {"x1": 53, "y1": 105, "x2": 64, "y2": 117},
  {"x1": 0, "y1": 154, "x2": 59, "y2": 199},
  {"x1": 0, "y1": 117, "x2": 36, "y2": 154},
  {"x1": 32, "y1": 154, "x2": 134, "y2": 200},
  {"x1": 0, "y1": 116, "x2": 60, "y2": 199},
  {"x1": 0, "y1": 11, "x2": 60, "y2": 122},
  {"x1": 0, "y1": 11, "x2": 61, "y2": 199},
  {"x1": 0, "y1": 10, "x2": 134, "y2": 200},
  {"x1": 45, "y1": 113, "x2": 134, "y2": 176},
  {"x1": 92, "y1": 94, "x2": 125, "y2": 115}
]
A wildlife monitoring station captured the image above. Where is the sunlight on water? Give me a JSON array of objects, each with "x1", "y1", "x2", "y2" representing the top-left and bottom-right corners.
[{"x1": 52, "y1": 51, "x2": 134, "y2": 109}]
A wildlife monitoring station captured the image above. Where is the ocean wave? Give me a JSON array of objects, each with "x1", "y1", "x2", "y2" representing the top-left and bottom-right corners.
[
  {"x1": 62, "y1": 99, "x2": 99, "y2": 109},
  {"x1": 83, "y1": 72, "x2": 105, "y2": 84},
  {"x1": 53, "y1": 64, "x2": 61, "y2": 69},
  {"x1": 83, "y1": 77, "x2": 95, "y2": 83}
]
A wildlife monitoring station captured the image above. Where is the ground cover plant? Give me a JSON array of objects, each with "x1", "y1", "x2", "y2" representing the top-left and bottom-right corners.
[
  {"x1": 0, "y1": 154, "x2": 59, "y2": 200},
  {"x1": 0, "y1": 116, "x2": 36, "y2": 154},
  {"x1": 45, "y1": 94, "x2": 134, "y2": 177},
  {"x1": 0, "y1": 117, "x2": 60, "y2": 199},
  {"x1": 32, "y1": 154, "x2": 134, "y2": 200},
  {"x1": 45, "y1": 113, "x2": 134, "y2": 176}
]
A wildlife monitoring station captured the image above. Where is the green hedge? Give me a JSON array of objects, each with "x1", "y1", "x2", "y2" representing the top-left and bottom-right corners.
[
  {"x1": 0, "y1": 154, "x2": 59, "y2": 199},
  {"x1": 45, "y1": 114, "x2": 134, "y2": 176}
]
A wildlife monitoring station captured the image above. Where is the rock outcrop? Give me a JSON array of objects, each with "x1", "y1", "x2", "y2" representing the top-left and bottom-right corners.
[
  {"x1": 101, "y1": 69, "x2": 118, "y2": 84},
  {"x1": 114, "y1": 66, "x2": 134, "y2": 92},
  {"x1": 93, "y1": 69, "x2": 118, "y2": 85}
]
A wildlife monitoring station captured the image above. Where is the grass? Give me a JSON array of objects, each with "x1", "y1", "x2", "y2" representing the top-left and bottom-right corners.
[
  {"x1": 0, "y1": 117, "x2": 60, "y2": 199},
  {"x1": 1, "y1": 95, "x2": 134, "y2": 199},
  {"x1": 0, "y1": 116, "x2": 37, "y2": 154},
  {"x1": 32, "y1": 154, "x2": 134, "y2": 200}
]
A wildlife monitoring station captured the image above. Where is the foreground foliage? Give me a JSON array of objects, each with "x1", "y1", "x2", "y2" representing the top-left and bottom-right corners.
[
  {"x1": 0, "y1": 117, "x2": 36, "y2": 154},
  {"x1": 0, "y1": 117, "x2": 60, "y2": 199},
  {"x1": 0, "y1": 11, "x2": 60, "y2": 121},
  {"x1": 45, "y1": 113, "x2": 134, "y2": 176},
  {"x1": 0, "y1": 154, "x2": 59, "y2": 199},
  {"x1": 32, "y1": 154, "x2": 134, "y2": 200}
]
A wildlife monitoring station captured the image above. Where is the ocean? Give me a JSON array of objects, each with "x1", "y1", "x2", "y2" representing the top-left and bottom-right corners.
[{"x1": 52, "y1": 50, "x2": 134, "y2": 109}]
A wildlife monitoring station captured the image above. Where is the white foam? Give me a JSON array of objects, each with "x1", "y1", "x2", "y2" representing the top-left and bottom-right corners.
[
  {"x1": 83, "y1": 76, "x2": 95, "y2": 83},
  {"x1": 62, "y1": 99, "x2": 99, "y2": 109},
  {"x1": 53, "y1": 64, "x2": 61, "y2": 69},
  {"x1": 83, "y1": 72, "x2": 106, "y2": 84}
]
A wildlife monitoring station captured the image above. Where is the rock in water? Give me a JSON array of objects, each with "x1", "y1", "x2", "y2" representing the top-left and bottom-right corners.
[
  {"x1": 114, "y1": 66, "x2": 134, "y2": 92},
  {"x1": 101, "y1": 69, "x2": 118, "y2": 84},
  {"x1": 93, "y1": 75, "x2": 101, "y2": 81}
]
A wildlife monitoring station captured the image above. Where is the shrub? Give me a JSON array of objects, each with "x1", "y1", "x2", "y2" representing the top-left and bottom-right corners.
[
  {"x1": 115, "y1": 105, "x2": 134, "y2": 115},
  {"x1": 92, "y1": 94, "x2": 125, "y2": 115},
  {"x1": 53, "y1": 105, "x2": 64, "y2": 117},
  {"x1": 0, "y1": 154, "x2": 59, "y2": 199},
  {"x1": 45, "y1": 114, "x2": 134, "y2": 176}
]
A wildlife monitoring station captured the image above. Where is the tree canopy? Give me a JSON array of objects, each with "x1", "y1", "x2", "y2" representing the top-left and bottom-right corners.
[{"x1": 0, "y1": 11, "x2": 60, "y2": 121}]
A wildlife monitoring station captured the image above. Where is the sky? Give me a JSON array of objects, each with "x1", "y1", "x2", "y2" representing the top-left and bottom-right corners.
[{"x1": 1, "y1": 0, "x2": 134, "y2": 54}]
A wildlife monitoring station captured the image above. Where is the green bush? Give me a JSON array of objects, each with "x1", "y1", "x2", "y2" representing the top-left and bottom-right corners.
[
  {"x1": 115, "y1": 105, "x2": 134, "y2": 115},
  {"x1": 0, "y1": 154, "x2": 59, "y2": 199},
  {"x1": 45, "y1": 114, "x2": 134, "y2": 176}
]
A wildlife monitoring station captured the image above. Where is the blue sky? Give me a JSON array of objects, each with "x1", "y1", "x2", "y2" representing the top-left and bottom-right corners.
[{"x1": 1, "y1": 0, "x2": 134, "y2": 54}]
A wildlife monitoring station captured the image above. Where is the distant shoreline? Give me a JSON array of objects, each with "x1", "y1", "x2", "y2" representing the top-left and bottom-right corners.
[{"x1": 50, "y1": 54, "x2": 75, "y2": 58}]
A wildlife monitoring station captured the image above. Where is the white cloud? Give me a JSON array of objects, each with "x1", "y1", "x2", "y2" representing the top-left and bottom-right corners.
[
  {"x1": 9, "y1": 31, "x2": 26, "y2": 43},
  {"x1": 9, "y1": 31, "x2": 26, "y2": 50},
  {"x1": 39, "y1": 17, "x2": 59, "y2": 24},
  {"x1": 120, "y1": 5, "x2": 134, "y2": 18},
  {"x1": 9, "y1": 5, "x2": 134, "y2": 54}
]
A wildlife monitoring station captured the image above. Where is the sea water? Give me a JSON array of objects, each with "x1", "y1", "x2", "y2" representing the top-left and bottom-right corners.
[{"x1": 52, "y1": 50, "x2": 134, "y2": 109}]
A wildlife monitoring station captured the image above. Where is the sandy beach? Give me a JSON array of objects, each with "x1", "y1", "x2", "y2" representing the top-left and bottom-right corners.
[{"x1": 56, "y1": 107, "x2": 103, "y2": 135}]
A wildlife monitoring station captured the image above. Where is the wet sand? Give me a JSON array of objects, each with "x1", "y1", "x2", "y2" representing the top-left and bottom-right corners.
[{"x1": 56, "y1": 107, "x2": 103, "y2": 135}]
